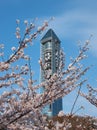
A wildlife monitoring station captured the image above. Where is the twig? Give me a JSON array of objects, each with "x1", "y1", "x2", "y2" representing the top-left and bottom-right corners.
[{"x1": 70, "y1": 85, "x2": 82, "y2": 115}]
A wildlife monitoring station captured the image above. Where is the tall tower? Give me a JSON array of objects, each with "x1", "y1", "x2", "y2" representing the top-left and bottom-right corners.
[{"x1": 40, "y1": 29, "x2": 62, "y2": 116}]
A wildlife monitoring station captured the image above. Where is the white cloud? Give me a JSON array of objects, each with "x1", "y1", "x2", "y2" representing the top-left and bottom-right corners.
[{"x1": 48, "y1": 10, "x2": 97, "y2": 57}]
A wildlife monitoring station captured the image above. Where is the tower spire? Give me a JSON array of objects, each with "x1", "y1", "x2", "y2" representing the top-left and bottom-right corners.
[{"x1": 41, "y1": 28, "x2": 60, "y2": 44}]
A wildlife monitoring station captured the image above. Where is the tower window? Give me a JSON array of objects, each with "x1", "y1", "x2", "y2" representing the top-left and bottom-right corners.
[
  {"x1": 44, "y1": 41, "x2": 52, "y2": 50},
  {"x1": 44, "y1": 52, "x2": 51, "y2": 62}
]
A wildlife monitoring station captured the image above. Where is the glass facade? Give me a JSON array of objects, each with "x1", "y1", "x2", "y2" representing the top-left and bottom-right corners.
[{"x1": 40, "y1": 29, "x2": 62, "y2": 116}]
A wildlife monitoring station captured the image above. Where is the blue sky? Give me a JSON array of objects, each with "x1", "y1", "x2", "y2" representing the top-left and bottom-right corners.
[{"x1": 0, "y1": 0, "x2": 97, "y2": 117}]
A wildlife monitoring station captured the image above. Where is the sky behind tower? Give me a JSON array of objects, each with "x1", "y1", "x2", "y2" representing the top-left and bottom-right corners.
[{"x1": 0, "y1": 0, "x2": 97, "y2": 117}]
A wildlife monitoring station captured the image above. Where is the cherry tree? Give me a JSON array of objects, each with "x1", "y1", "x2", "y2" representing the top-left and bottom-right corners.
[{"x1": 0, "y1": 18, "x2": 94, "y2": 130}]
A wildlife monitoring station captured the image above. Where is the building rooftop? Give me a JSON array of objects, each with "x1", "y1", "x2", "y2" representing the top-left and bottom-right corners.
[{"x1": 41, "y1": 29, "x2": 60, "y2": 43}]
